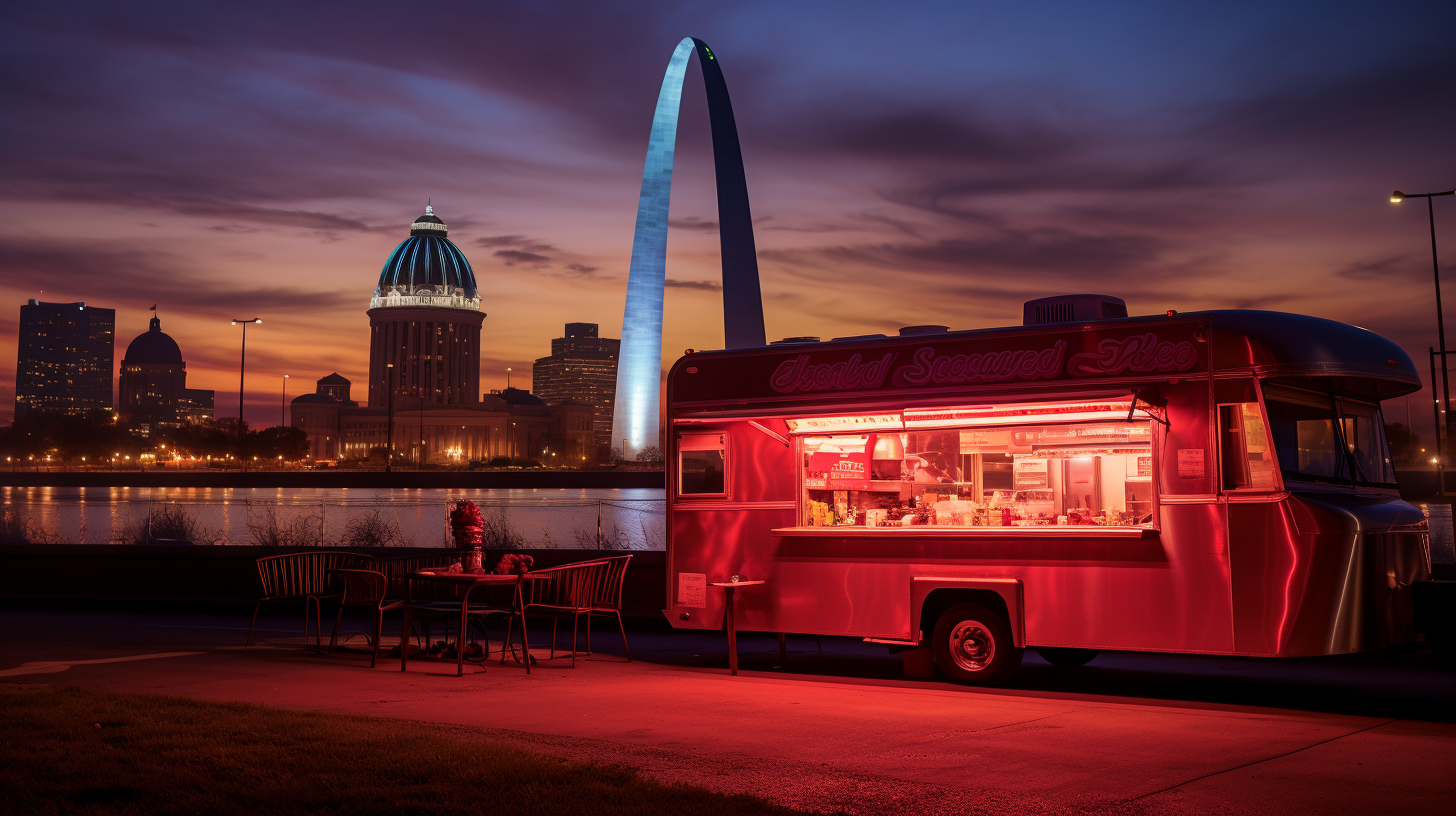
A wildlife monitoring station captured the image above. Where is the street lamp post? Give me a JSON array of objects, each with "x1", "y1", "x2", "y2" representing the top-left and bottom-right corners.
[
  {"x1": 506, "y1": 367, "x2": 512, "y2": 389},
  {"x1": 1392, "y1": 188, "x2": 1455, "y2": 451},
  {"x1": 280, "y1": 374, "x2": 289, "y2": 427},
  {"x1": 385, "y1": 363, "x2": 395, "y2": 473},
  {"x1": 1432, "y1": 348, "x2": 1445, "y2": 497},
  {"x1": 231, "y1": 318, "x2": 262, "y2": 423}
]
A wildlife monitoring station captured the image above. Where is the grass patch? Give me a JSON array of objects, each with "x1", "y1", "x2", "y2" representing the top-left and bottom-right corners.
[{"x1": 0, "y1": 685, "x2": 804, "y2": 815}]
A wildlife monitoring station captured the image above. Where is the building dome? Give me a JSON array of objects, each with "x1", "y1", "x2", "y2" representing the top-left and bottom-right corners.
[
  {"x1": 370, "y1": 204, "x2": 481, "y2": 311},
  {"x1": 123, "y1": 316, "x2": 184, "y2": 365}
]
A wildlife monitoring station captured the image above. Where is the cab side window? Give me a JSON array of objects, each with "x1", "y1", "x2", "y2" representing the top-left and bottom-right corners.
[{"x1": 1219, "y1": 403, "x2": 1277, "y2": 490}]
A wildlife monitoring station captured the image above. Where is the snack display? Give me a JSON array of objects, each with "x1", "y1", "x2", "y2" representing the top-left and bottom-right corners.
[{"x1": 797, "y1": 422, "x2": 1155, "y2": 529}]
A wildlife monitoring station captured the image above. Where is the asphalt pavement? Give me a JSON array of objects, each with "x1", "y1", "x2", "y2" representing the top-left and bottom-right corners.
[{"x1": 3, "y1": 608, "x2": 1454, "y2": 815}]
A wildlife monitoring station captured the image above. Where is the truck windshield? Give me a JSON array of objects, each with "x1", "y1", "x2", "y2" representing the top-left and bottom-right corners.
[{"x1": 1263, "y1": 386, "x2": 1396, "y2": 487}]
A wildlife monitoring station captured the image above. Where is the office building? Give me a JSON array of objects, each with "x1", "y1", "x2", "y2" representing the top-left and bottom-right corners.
[
  {"x1": 532, "y1": 323, "x2": 619, "y2": 448},
  {"x1": 13, "y1": 299, "x2": 115, "y2": 421}
]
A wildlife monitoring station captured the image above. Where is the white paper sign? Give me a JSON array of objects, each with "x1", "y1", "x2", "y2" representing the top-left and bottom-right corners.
[
  {"x1": 677, "y1": 572, "x2": 707, "y2": 608},
  {"x1": 1177, "y1": 448, "x2": 1205, "y2": 479}
]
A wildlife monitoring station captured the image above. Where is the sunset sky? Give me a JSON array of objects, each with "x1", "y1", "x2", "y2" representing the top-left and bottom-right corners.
[{"x1": 1, "y1": 1, "x2": 1453, "y2": 434}]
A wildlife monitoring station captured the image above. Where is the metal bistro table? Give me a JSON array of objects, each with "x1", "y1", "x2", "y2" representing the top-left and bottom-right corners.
[
  {"x1": 709, "y1": 579, "x2": 766, "y2": 676},
  {"x1": 400, "y1": 570, "x2": 537, "y2": 676}
]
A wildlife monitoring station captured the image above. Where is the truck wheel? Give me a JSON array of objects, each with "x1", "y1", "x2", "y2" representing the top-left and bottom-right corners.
[
  {"x1": 1034, "y1": 647, "x2": 1099, "y2": 668},
  {"x1": 932, "y1": 603, "x2": 1022, "y2": 685}
]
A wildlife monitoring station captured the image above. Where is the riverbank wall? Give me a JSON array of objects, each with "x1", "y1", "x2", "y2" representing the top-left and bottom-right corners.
[{"x1": 0, "y1": 545, "x2": 669, "y2": 616}]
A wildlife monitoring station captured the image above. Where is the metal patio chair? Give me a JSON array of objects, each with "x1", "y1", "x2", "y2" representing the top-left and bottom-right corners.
[
  {"x1": 247, "y1": 551, "x2": 372, "y2": 651},
  {"x1": 505, "y1": 556, "x2": 632, "y2": 668},
  {"x1": 325, "y1": 568, "x2": 402, "y2": 668},
  {"x1": 374, "y1": 552, "x2": 460, "y2": 647},
  {"x1": 582, "y1": 554, "x2": 633, "y2": 661}
]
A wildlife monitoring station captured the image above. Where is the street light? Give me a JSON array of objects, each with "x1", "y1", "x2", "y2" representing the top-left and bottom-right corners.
[
  {"x1": 231, "y1": 318, "x2": 262, "y2": 423},
  {"x1": 506, "y1": 367, "x2": 513, "y2": 389},
  {"x1": 385, "y1": 363, "x2": 395, "y2": 473},
  {"x1": 280, "y1": 374, "x2": 289, "y2": 427},
  {"x1": 1392, "y1": 188, "x2": 1454, "y2": 424}
]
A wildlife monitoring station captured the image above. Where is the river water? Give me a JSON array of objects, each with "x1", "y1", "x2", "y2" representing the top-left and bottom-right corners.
[{"x1": 0, "y1": 487, "x2": 667, "y2": 549}]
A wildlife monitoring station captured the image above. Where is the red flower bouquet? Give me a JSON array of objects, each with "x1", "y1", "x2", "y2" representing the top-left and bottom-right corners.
[
  {"x1": 449, "y1": 500, "x2": 484, "y2": 549},
  {"x1": 492, "y1": 553, "x2": 534, "y2": 575}
]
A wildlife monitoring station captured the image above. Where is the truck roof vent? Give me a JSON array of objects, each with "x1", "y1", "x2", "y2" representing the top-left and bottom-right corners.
[
  {"x1": 769, "y1": 336, "x2": 821, "y2": 345},
  {"x1": 898, "y1": 325, "x2": 950, "y2": 336},
  {"x1": 830, "y1": 334, "x2": 888, "y2": 343},
  {"x1": 1023, "y1": 294, "x2": 1128, "y2": 326}
]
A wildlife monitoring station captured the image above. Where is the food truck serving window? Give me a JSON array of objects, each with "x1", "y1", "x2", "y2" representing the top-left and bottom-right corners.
[
  {"x1": 793, "y1": 400, "x2": 1157, "y2": 530},
  {"x1": 678, "y1": 433, "x2": 726, "y2": 496}
]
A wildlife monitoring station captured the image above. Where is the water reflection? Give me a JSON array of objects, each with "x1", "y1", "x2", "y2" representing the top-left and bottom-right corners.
[{"x1": 1, "y1": 487, "x2": 666, "y2": 549}]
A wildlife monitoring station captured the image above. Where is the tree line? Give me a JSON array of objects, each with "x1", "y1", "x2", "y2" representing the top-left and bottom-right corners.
[{"x1": 0, "y1": 412, "x2": 308, "y2": 464}]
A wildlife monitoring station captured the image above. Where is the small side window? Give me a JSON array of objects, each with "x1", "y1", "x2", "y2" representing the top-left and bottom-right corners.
[
  {"x1": 1219, "y1": 403, "x2": 1277, "y2": 490},
  {"x1": 679, "y1": 433, "x2": 726, "y2": 496}
]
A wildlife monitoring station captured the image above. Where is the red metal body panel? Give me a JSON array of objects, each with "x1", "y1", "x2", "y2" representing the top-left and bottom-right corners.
[{"x1": 665, "y1": 311, "x2": 1427, "y2": 660}]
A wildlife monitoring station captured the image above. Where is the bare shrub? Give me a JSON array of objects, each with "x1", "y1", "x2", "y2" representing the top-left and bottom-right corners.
[
  {"x1": 339, "y1": 508, "x2": 403, "y2": 548},
  {"x1": 480, "y1": 507, "x2": 525, "y2": 549},
  {"x1": 0, "y1": 507, "x2": 60, "y2": 545},
  {"x1": 247, "y1": 504, "x2": 324, "y2": 547},
  {"x1": 117, "y1": 504, "x2": 217, "y2": 545},
  {"x1": 572, "y1": 525, "x2": 601, "y2": 549}
]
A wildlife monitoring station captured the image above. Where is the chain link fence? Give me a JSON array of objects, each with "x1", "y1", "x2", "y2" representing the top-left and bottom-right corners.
[{"x1": 0, "y1": 499, "x2": 665, "y2": 550}]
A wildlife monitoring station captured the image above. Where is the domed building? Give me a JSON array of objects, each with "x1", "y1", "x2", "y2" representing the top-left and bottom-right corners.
[
  {"x1": 367, "y1": 204, "x2": 485, "y2": 407},
  {"x1": 290, "y1": 373, "x2": 357, "y2": 460},
  {"x1": 118, "y1": 313, "x2": 214, "y2": 428},
  {"x1": 288, "y1": 206, "x2": 596, "y2": 465}
]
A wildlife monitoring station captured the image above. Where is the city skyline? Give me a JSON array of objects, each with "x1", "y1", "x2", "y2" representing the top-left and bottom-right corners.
[{"x1": 1, "y1": 2, "x2": 1453, "y2": 434}]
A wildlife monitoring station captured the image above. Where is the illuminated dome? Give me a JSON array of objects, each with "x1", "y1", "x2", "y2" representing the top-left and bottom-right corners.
[
  {"x1": 123, "y1": 315, "x2": 184, "y2": 365},
  {"x1": 370, "y1": 204, "x2": 481, "y2": 311}
]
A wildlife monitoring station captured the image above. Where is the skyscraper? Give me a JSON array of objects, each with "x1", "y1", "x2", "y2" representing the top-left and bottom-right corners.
[
  {"x1": 13, "y1": 299, "x2": 115, "y2": 421},
  {"x1": 532, "y1": 323, "x2": 619, "y2": 449}
]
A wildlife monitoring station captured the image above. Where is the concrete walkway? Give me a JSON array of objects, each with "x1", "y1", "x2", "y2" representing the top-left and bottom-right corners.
[{"x1": 4, "y1": 609, "x2": 1454, "y2": 815}]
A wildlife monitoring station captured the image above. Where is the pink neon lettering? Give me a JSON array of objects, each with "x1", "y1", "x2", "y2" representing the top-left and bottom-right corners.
[
  {"x1": 891, "y1": 341, "x2": 1067, "y2": 387},
  {"x1": 1066, "y1": 333, "x2": 1197, "y2": 377},
  {"x1": 770, "y1": 352, "x2": 896, "y2": 394}
]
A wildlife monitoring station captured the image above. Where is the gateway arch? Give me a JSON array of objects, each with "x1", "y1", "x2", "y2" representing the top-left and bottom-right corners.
[{"x1": 611, "y1": 37, "x2": 766, "y2": 460}]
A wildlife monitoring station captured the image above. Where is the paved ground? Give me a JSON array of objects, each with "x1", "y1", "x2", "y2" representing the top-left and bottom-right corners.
[{"x1": 3, "y1": 608, "x2": 1454, "y2": 815}]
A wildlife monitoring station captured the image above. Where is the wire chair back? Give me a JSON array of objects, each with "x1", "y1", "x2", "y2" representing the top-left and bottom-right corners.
[
  {"x1": 255, "y1": 551, "x2": 370, "y2": 599},
  {"x1": 332, "y1": 568, "x2": 389, "y2": 609},
  {"x1": 585, "y1": 555, "x2": 632, "y2": 612},
  {"x1": 520, "y1": 558, "x2": 612, "y2": 612},
  {"x1": 375, "y1": 552, "x2": 460, "y2": 601}
]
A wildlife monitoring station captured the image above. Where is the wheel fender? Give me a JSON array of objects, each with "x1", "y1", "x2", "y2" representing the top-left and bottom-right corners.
[{"x1": 911, "y1": 577, "x2": 1025, "y2": 648}]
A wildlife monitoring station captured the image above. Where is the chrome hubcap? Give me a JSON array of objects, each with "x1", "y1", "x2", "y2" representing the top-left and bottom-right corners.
[{"x1": 948, "y1": 619, "x2": 995, "y2": 672}]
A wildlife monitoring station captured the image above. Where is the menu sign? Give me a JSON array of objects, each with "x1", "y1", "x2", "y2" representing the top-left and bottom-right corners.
[
  {"x1": 672, "y1": 319, "x2": 1207, "y2": 404},
  {"x1": 809, "y1": 451, "x2": 871, "y2": 490}
]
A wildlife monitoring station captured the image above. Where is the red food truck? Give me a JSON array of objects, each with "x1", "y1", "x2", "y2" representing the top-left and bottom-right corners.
[{"x1": 663, "y1": 296, "x2": 1437, "y2": 684}]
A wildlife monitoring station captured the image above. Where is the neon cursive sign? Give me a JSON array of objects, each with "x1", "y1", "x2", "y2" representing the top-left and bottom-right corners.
[
  {"x1": 766, "y1": 332, "x2": 1199, "y2": 395},
  {"x1": 1066, "y1": 333, "x2": 1197, "y2": 376},
  {"x1": 891, "y1": 342, "x2": 1067, "y2": 387},
  {"x1": 771, "y1": 353, "x2": 896, "y2": 394}
]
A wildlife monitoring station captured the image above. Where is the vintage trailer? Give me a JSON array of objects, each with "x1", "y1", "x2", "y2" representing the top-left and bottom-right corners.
[{"x1": 663, "y1": 299, "x2": 1434, "y2": 684}]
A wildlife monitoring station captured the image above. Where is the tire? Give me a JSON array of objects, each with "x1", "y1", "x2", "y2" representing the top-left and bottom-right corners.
[
  {"x1": 931, "y1": 602, "x2": 1023, "y2": 685},
  {"x1": 1034, "y1": 646, "x2": 1099, "y2": 668}
]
